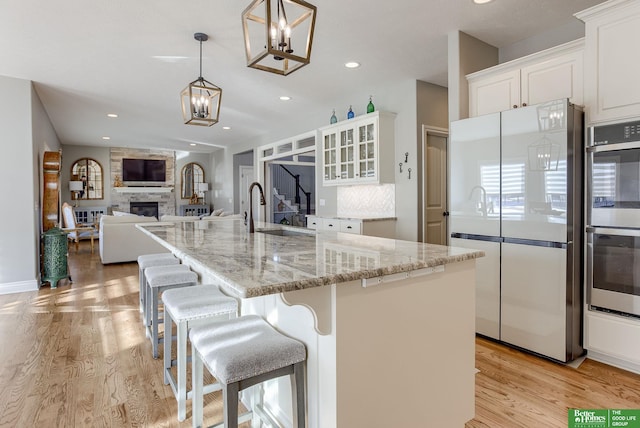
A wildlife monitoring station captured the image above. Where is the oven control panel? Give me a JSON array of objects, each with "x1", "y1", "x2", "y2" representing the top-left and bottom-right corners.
[{"x1": 593, "y1": 120, "x2": 640, "y2": 145}]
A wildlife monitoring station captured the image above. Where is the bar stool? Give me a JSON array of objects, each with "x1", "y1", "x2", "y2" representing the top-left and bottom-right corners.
[
  {"x1": 162, "y1": 284, "x2": 238, "y2": 421},
  {"x1": 145, "y1": 265, "x2": 198, "y2": 358},
  {"x1": 190, "y1": 315, "x2": 307, "y2": 428},
  {"x1": 137, "y1": 253, "x2": 179, "y2": 318}
]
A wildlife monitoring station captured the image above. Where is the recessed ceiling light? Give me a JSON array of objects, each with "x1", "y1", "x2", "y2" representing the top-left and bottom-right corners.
[
  {"x1": 345, "y1": 61, "x2": 360, "y2": 69},
  {"x1": 107, "y1": 113, "x2": 118, "y2": 118},
  {"x1": 279, "y1": 96, "x2": 291, "y2": 101},
  {"x1": 473, "y1": 0, "x2": 494, "y2": 4},
  {"x1": 223, "y1": 126, "x2": 231, "y2": 130},
  {"x1": 190, "y1": 143, "x2": 197, "y2": 146},
  {"x1": 102, "y1": 136, "x2": 111, "y2": 140}
]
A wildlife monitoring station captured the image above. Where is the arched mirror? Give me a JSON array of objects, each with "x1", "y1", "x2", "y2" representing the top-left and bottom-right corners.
[
  {"x1": 70, "y1": 158, "x2": 104, "y2": 200},
  {"x1": 181, "y1": 162, "x2": 205, "y2": 199}
]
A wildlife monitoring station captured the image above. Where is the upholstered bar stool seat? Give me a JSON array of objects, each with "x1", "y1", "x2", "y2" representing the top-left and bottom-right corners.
[
  {"x1": 190, "y1": 315, "x2": 307, "y2": 428},
  {"x1": 162, "y1": 284, "x2": 238, "y2": 421},
  {"x1": 145, "y1": 265, "x2": 197, "y2": 358},
  {"x1": 137, "y1": 253, "x2": 179, "y2": 318}
]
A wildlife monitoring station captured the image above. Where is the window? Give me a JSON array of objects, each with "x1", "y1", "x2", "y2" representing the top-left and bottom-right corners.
[{"x1": 70, "y1": 158, "x2": 103, "y2": 200}]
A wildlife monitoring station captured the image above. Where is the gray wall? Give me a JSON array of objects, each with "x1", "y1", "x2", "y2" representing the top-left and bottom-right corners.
[
  {"x1": 448, "y1": 31, "x2": 499, "y2": 123},
  {"x1": 0, "y1": 75, "x2": 60, "y2": 293}
]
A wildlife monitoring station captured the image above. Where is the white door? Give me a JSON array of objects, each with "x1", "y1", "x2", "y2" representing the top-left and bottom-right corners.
[
  {"x1": 422, "y1": 126, "x2": 448, "y2": 245},
  {"x1": 239, "y1": 165, "x2": 254, "y2": 221}
]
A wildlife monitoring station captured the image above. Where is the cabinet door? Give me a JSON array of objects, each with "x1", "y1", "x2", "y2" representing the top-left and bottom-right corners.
[
  {"x1": 583, "y1": 6, "x2": 640, "y2": 123},
  {"x1": 356, "y1": 119, "x2": 377, "y2": 182},
  {"x1": 469, "y1": 69, "x2": 520, "y2": 117},
  {"x1": 322, "y1": 130, "x2": 338, "y2": 184},
  {"x1": 521, "y1": 50, "x2": 583, "y2": 107},
  {"x1": 339, "y1": 127, "x2": 356, "y2": 180}
]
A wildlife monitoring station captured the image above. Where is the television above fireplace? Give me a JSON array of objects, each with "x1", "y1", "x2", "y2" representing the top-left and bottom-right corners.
[{"x1": 122, "y1": 158, "x2": 166, "y2": 185}]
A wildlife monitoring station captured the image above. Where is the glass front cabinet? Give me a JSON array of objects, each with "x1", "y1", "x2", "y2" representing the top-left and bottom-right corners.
[{"x1": 321, "y1": 111, "x2": 396, "y2": 186}]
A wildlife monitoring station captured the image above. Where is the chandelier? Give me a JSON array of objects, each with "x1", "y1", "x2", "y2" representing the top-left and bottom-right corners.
[
  {"x1": 242, "y1": 0, "x2": 317, "y2": 76},
  {"x1": 180, "y1": 33, "x2": 222, "y2": 126}
]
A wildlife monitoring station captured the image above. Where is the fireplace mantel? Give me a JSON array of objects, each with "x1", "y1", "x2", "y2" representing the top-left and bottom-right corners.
[{"x1": 113, "y1": 187, "x2": 174, "y2": 194}]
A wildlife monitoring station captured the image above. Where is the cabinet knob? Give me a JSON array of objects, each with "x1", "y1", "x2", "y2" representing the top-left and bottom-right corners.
[
  {"x1": 513, "y1": 105, "x2": 518, "y2": 109},
  {"x1": 442, "y1": 211, "x2": 450, "y2": 217},
  {"x1": 522, "y1": 103, "x2": 527, "y2": 107},
  {"x1": 328, "y1": 224, "x2": 334, "y2": 227}
]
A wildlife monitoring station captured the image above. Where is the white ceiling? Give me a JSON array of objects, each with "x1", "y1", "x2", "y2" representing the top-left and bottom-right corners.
[{"x1": 0, "y1": 0, "x2": 604, "y2": 153}]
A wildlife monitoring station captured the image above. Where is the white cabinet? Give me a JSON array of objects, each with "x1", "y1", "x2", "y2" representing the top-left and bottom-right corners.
[
  {"x1": 468, "y1": 39, "x2": 584, "y2": 117},
  {"x1": 577, "y1": 0, "x2": 640, "y2": 124},
  {"x1": 306, "y1": 215, "x2": 395, "y2": 238},
  {"x1": 320, "y1": 111, "x2": 395, "y2": 186}
]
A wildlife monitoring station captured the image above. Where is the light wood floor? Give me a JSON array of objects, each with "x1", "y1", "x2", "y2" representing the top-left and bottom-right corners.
[{"x1": 0, "y1": 241, "x2": 639, "y2": 427}]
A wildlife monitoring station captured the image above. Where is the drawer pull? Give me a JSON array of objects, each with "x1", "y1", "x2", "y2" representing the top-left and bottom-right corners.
[{"x1": 347, "y1": 226, "x2": 352, "y2": 229}]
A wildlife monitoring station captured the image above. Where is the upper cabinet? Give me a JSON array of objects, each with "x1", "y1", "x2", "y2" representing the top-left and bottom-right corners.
[
  {"x1": 468, "y1": 40, "x2": 584, "y2": 117},
  {"x1": 320, "y1": 111, "x2": 396, "y2": 186},
  {"x1": 577, "y1": 0, "x2": 640, "y2": 124}
]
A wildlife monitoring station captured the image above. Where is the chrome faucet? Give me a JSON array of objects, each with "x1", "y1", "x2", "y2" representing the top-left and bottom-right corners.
[
  {"x1": 468, "y1": 185, "x2": 488, "y2": 217},
  {"x1": 248, "y1": 182, "x2": 266, "y2": 233}
]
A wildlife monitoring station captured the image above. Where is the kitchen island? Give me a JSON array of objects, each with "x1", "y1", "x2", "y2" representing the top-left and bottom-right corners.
[{"x1": 138, "y1": 218, "x2": 484, "y2": 428}]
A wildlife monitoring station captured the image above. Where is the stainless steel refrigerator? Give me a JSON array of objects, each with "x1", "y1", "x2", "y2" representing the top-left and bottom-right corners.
[{"x1": 449, "y1": 99, "x2": 584, "y2": 362}]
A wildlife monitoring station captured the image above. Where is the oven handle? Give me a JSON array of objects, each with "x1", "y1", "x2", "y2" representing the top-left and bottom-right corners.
[
  {"x1": 587, "y1": 141, "x2": 640, "y2": 153},
  {"x1": 586, "y1": 226, "x2": 640, "y2": 237}
]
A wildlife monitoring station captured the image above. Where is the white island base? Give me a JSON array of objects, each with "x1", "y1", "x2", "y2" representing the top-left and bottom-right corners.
[{"x1": 234, "y1": 259, "x2": 476, "y2": 428}]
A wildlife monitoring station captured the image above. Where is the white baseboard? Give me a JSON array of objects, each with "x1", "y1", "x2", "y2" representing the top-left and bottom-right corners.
[
  {"x1": 587, "y1": 350, "x2": 640, "y2": 376},
  {"x1": 0, "y1": 279, "x2": 39, "y2": 295}
]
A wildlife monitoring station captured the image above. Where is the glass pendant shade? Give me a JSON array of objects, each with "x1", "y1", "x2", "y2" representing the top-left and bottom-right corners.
[
  {"x1": 242, "y1": 0, "x2": 317, "y2": 76},
  {"x1": 181, "y1": 77, "x2": 222, "y2": 126}
]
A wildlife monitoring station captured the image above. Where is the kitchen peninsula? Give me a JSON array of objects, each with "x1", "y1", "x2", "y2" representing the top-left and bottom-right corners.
[{"x1": 138, "y1": 218, "x2": 484, "y2": 427}]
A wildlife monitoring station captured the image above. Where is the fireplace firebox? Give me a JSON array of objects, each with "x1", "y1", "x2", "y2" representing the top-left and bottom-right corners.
[{"x1": 130, "y1": 202, "x2": 159, "y2": 219}]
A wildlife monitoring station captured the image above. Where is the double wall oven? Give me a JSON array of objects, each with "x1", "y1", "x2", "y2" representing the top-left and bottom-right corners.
[{"x1": 587, "y1": 120, "x2": 640, "y2": 317}]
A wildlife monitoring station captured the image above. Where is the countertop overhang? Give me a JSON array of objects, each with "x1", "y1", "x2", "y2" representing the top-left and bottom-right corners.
[{"x1": 137, "y1": 219, "x2": 484, "y2": 298}]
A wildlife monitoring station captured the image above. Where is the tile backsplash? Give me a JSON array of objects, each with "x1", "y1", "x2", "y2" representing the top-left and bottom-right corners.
[{"x1": 337, "y1": 184, "x2": 395, "y2": 218}]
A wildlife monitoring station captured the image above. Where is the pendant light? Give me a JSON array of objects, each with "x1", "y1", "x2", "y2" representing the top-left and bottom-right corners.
[
  {"x1": 180, "y1": 33, "x2": 222, "y2": 126},
  {"x1": 242, "y1": 0, "x2": 317, "y2": 76}
]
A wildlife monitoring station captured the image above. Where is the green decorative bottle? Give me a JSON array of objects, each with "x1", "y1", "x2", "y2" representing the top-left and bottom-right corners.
[
  {"x1": 347, "y1": 105, "x2": 354, "y2": 119},
  {"x1": 330, "y1": 109, "x2": 337, "y2": 124},
  {"x1": 367, "y1": 95, "x2": 375, "y2": 113}
]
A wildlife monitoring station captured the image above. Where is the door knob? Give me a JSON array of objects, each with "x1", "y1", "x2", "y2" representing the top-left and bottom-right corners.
[{"x1": 442, "y1": 211, "x2": 450, "y2": 217}]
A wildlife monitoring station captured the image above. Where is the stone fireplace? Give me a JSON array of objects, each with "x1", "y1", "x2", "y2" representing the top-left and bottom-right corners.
[
  {"x1": 130, "y1": 201, "x2": 159, "y2": 219},
  {"x1": 109, "y1": 147, "x2": 176, "y2": 217}
]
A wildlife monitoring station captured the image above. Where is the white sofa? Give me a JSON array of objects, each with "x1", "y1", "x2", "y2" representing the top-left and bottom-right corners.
[{"x1": 99, "y1": 215, "x2": 169, "y2": 264}]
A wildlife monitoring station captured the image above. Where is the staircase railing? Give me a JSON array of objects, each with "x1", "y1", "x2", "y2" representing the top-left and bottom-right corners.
[{"x1": 277, "y1": 165, "x2": 312, "y2": 215}]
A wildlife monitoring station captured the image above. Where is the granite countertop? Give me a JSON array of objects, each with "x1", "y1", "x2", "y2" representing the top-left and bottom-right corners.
[{"x1": 137, "y1": 219, "x2": 484, "y2": 298}]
